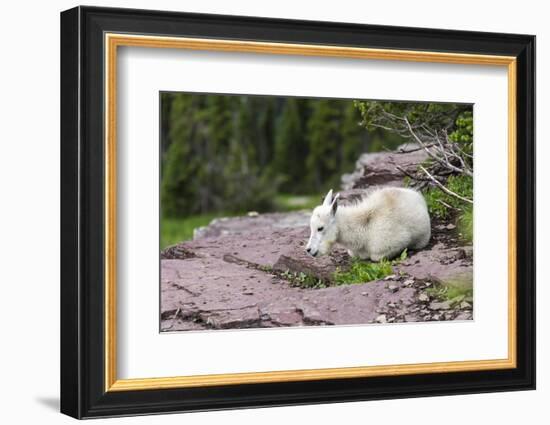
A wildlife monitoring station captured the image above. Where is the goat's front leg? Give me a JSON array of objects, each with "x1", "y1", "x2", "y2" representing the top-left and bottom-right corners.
[
  {"x1": 369, "y1": 253, "x2": 385, "y2": 262},
  {"x1": 370, "y1": 246, "x2": 401, "y2": 262},
  {"x1": 351, "y1": 249, "x2": 371, "y2": 260}
]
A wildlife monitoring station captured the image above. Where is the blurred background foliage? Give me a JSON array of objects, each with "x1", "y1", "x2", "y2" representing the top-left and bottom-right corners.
[
  {"x1": 160, "y1": 93, "x2": 473, "y2": 247},
  {"x1": 160, "y1": 93, "x2": 405, "y2": 219}
]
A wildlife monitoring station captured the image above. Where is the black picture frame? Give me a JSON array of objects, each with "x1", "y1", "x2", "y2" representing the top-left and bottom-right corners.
[{"x1": 61, "y1": 5, "x2": 536, "y2": 419}]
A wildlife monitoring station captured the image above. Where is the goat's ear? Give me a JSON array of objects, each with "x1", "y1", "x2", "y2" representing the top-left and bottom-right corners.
[
  {"x1": 330, "y1": 193, "x2": 340, "y2": 216},
  {"x1": 322, "y1": 189, "x2": 334, "y2": 207}
]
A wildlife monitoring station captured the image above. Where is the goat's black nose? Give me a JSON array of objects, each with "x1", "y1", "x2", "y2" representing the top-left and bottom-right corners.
[{"x1": 306, "y1": 247, "x2": 311, "y2": 253}]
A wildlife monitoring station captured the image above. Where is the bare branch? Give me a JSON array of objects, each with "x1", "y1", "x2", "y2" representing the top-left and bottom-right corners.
[
  {"x1": 403, "y1": 118, "x2": 442, "y2": 159},
  {"x1": 165, "y1": 307, "x2": 182, "y2": 330},
  {"x1": 443, "y1": 133, "x2": 473, "y2": 174},
  {"x1": 436, "y1": 199, "x2": 462, "y2": 212},
  {"x1": 396, "y1": 143, "x2": 436, "y2": 153},
  {"x1": 395, "y1": 165, "x2": 429, "y2": 181},
  {"x1": 370, "y1": 123, "x2": 403, "y2": 132},
  {"x1": 404, "y1": 117, "x2": 473, "y2": 177},
  {"x1": 445, "y1": 141, "x2": 470, "y2": 172},
  {"x1": 420, "y1": 124, "x2": 438, "y2": 138},
  {"x1": 380, "y1": 110, "x2": 407, "y2": 122},
  {"x1": 435, "y1": 133, "x2": 451, "y2": 163},
  {"x1": 419, "y1": 165, "x2": 473, "y2": 204},
  {"x1": 452, "y1": 140, "x2": 474, "y2": 159}
]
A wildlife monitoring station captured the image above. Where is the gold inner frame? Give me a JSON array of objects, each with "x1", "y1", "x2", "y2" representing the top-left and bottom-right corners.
[{"x1": 104, "y1": 33, "x2": 517, "y2": 392}]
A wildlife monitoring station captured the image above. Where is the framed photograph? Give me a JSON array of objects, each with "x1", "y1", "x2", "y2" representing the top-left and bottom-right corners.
[{"x1": 60, "y1": 6, "x2": 535, "y2": 419}]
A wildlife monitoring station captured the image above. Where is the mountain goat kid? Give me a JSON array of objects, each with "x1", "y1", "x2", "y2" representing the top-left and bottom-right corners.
[{"x1": 306, "y1": 188, "x2": 431, "y2": 261}]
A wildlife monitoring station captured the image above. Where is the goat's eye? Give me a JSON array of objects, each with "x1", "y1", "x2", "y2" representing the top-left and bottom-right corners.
[{"x1": 317, "y1": 226, "x2": 324, "y2": 232}]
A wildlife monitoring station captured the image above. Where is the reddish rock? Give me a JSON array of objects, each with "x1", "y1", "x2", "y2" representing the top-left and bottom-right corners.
[
  {"x1": 161, "y1": 259, "x2": 419, "y2": 331},
  {"x1": 193, "y1": 211, "x2": 311, "y2": 240},
  {"x1": 341, "y1": 144, "x2": 430, "y2": 190},
  {"x1": 395, "y1": 244, "x2": 473, "y2": 287},
  {"x1": 160, "y1": 146, "x2": 474, "y2": 331}
]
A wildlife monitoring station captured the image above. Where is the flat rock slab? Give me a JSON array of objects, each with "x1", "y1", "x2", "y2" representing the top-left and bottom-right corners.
[
  {"x1": 160, "y1": 247, "x2": 473, "y2": 331},
  {"x1": 396, "y1": 243, "x2": 473, "y2": 287},
  {"x1": 166, "y1": 226, "x2": 349, "y2": 283},
  {"x1": 161, "y1": 258, "x2": 418, "y2": 331},
  {"x1": 161, "y1": 183, "x2": 474, "y2": 331},
  {"x1": 193, "y1": 211, "x2": 311, "y2": 240}
]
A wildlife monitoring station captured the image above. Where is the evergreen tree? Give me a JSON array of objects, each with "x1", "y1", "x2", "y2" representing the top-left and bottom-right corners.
[
  {"x1": 272, "y1": 98, "x2": 309, "y2": 192},
  {"x1": 223, "y1": 96, "x2": 265, "y2": 212},
  {"x1": 160, "y1": 93, "x2": 175, "y2": 156},
  {"x1": 160, "y1": 93, "x2": 378, "y2": 217},
  {"x1": 341, "y1": 101, "x2": 368, "y2": 172},
  {"x1": 254, "y1": 96, "x2": 277, "y2": 168},
  {"x1": 160, "y1": 95, "x2": 202, "y2": 217},
  {"x1": 306, "y1": 99, "x2": 344, "y2": 191}
]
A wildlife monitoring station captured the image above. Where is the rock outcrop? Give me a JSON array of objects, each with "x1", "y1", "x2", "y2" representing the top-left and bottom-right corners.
[
  {"x1": 160, "y1": 145, "x2": 473, "y2": 331},
  {"x1": 341, "y1": 143, "x2": 429, "y2": 190}
]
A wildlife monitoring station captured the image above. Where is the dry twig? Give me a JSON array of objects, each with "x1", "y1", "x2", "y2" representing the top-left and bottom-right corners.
[
  {"x1": 166, "y1": 307, "x2": 181, "y2": 330},
  {"x1": 419, "y1": 165, "x2": 473, "y2": 204}
]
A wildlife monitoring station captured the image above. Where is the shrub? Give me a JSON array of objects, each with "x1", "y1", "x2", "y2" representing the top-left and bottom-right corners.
[
  {"x1": 457, "y1": 205, "x2": 473, "y2": 243},
  {"x1": 424, "y1": 174, "x2": 473, "y2": 220}
]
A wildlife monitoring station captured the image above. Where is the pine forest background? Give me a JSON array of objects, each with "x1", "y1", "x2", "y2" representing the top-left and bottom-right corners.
[{"x1": 160, "y1": 92, "x2": 471, "y2": 247}]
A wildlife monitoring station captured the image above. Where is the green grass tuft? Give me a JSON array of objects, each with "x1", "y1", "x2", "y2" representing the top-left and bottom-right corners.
[
  {"x1": 333, "y1": 250, "x2": 407, "y2": 285},
  {"x1": 273, "y1": 193, "x2": 322, "y2": 212},
  {"x1": 161, "y1": 213, "x2": 224, "y2": 249},
  {"x1": 426, "y1": 285, "x2": 474, "y2": 301},
  {"x1": 281, "y1": 269, "x2": 327, "y2": 289},
  {"x1": 422, "y1": 174, "x2": 473, "y2": 243},
  {"x1": 333, "y1": 259, "x2": 393, "y2": 285},
  {"x1": 161, "y1": 193, "x2": 321, "y2": 250}
]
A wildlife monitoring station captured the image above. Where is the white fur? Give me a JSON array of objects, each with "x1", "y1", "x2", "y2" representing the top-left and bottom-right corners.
[{"x1": 306, "y1": 187, "x2": 431, "y2": 261}]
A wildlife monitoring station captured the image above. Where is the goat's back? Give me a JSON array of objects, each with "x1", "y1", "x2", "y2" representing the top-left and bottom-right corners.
[{"x1": 364, "y1": 186, "x2": 431, "y2": 249}]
